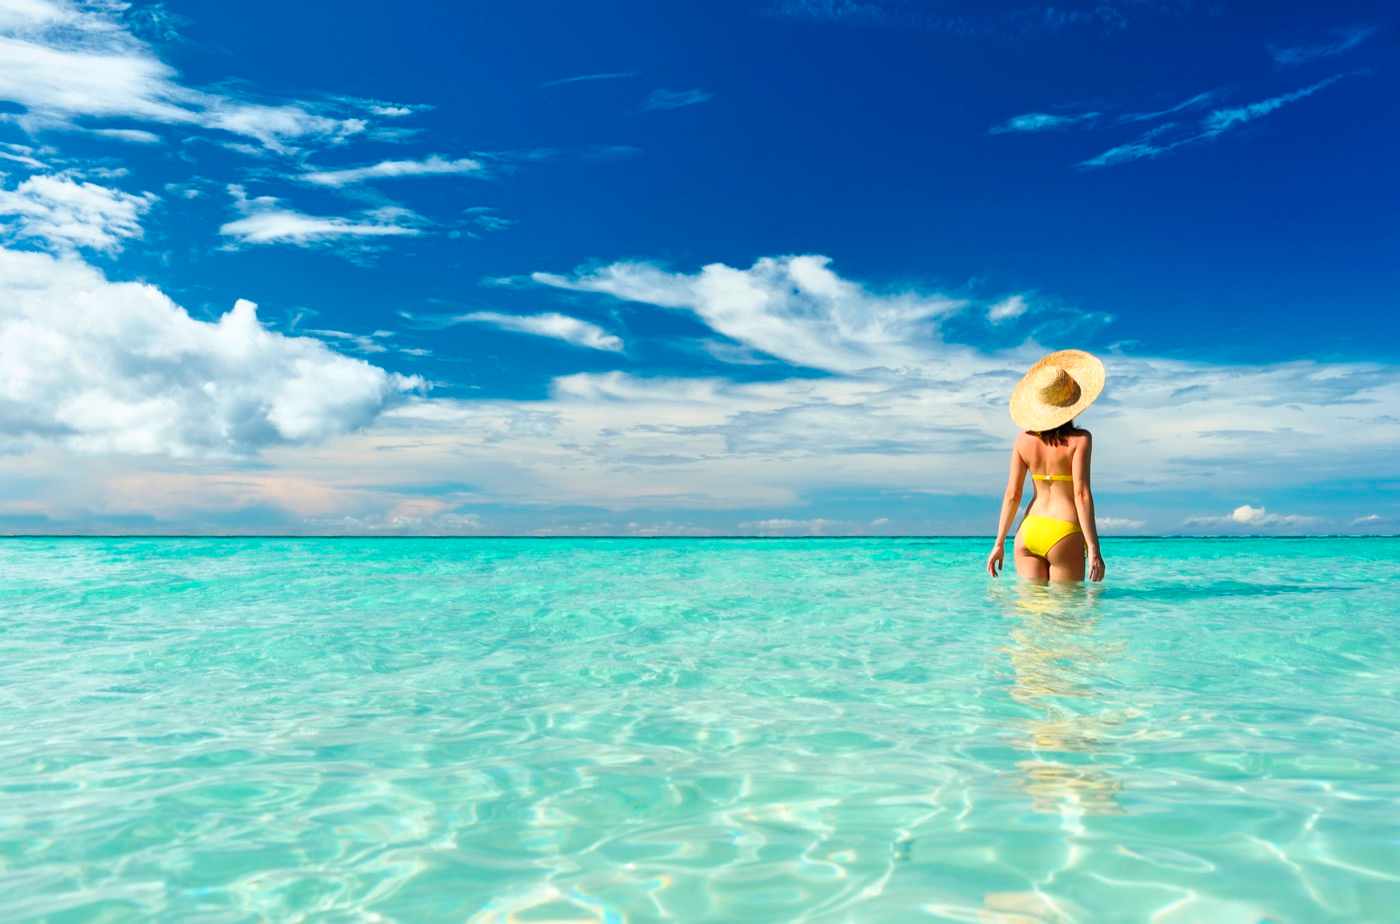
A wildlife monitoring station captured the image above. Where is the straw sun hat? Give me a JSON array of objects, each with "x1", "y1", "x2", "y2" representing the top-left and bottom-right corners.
[{"x1": 1009, "y1": 349, "x2": 1106, "y2": 432}]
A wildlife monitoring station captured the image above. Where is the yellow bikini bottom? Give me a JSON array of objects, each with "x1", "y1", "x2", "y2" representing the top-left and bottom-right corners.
[{"x1": 1019, "y1": 514, "x2": 1081, "y2": 557}]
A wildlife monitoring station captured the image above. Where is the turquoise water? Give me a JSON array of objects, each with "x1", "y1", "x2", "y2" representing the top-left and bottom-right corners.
[{"x1": 2, "y1": 538, "x2": 1398, "y2": 922}]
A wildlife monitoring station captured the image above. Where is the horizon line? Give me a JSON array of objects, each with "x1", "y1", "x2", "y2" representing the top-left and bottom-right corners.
[{"x1": 0, "y1": 534, "x2": 1393, "y2": 540}]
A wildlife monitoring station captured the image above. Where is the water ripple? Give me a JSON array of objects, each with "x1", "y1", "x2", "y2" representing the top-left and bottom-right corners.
[{"x1": 1, "y1": 537, "x2": 1398, "y2": 921}]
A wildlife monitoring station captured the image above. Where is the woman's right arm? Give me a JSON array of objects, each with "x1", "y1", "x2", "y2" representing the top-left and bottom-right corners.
[
  {"x1": 1072, "y1": 432, "x2": 1105, "y2": 581},
  {"x1": 987, "y1": 443, "x2": 1027, "y2": 577}
]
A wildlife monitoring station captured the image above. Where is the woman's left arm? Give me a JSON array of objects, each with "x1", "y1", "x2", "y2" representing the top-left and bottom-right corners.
[{"x1": 987, "y1": 444, "x2": 1028, "y2": 577}]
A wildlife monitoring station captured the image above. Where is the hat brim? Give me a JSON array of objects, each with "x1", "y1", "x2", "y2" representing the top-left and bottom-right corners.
[{"x1": 1009, "y1": 350, "x2": 1106, "y2": 431}]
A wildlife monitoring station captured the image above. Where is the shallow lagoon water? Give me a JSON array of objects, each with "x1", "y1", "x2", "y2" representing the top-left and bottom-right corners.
[{"x1": 2, "y1": 537, "x2": 1398, "y2": 922}]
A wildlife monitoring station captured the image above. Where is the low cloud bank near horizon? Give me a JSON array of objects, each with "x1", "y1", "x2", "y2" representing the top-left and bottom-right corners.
[{"x1": 1, "y1": 247, "x2": 1395, "y2": 534}]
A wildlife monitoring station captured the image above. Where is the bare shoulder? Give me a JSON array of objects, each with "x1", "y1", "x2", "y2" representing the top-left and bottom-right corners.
[{"x1": 1070, "y1": 428, "x2": 1093, "y2": 446}]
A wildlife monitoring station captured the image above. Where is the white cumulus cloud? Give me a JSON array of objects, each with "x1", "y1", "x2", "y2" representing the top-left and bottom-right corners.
[
  {"x1": 0, "y1": 174, "x2": 155, "y2": 252},
  {"x1": 461, "y1": 312, "x2": 624, "y2": 352},
  {"x1": 1233, "y1": 505, "x2": 1296, "y2": 525},
  {"x1": 0, "y1": 246, "x2": 422, "y2": 457},
  {"x1": 1185, "y1": 505, "x2": 1317, "y2": 529}
]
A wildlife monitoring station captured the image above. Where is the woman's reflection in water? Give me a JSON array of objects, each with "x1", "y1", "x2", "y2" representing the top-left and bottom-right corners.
[{"x1": 999, "y1": 580, "x2": 1128, "y2": 818}]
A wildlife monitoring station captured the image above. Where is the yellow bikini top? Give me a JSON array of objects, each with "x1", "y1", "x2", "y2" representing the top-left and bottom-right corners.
[{"x1": 1032, "y1": 473, "x2": 1073, "y2": 482}]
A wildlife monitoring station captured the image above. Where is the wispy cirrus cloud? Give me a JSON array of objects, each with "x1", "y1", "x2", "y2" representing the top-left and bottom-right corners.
[
  {"x1": 88, "y1": 127, "x2": 162, "y2": 144},
  {"x1": 1097, "y1": 516, "x2": 1146, "y2": 531},
  {"x1": 302, "y1": 326, "x2": 429, "y2": 359},
  {"x1": 541, "y1": 71, "x2": 637, "y2": 88},
  {"x1": 302, "y1": 328, "x2": 390, "y2": 355},
  {"x1": 986, "y1": 294, "x2": 1029, "y2": 323},
  {"x1": 399, "y1": 307, "x2": 622, "y2": 351},
  {"x1": 356, "y1": 100, "x2": 431, "y2": 118},
  {"x1": 1119, "y1": 90, "x2": 1217, "y2": 124},
  {"x1": 0, "y1": 0, "x2": 406, "y2": 153},
  {"x1": 1200, "y1": 74, "x2": 1346, "y2": 134},
  {"x1": 768, "y1": 0, "x2": 891, "y2": 27},
  {"x1": 299, "y1": 155, "x2": 485, "y2": 187},
  {"x1": 219, "y1": 210, "x2": 422, "y2": 247},
  {"x1": 1080, "y1": 75, "x2": 1349, "y2": 169},
  {"x1": 0, "y1": 174, "x2": 156, "y2": 253},
  {"x1": 0, "y1": 142, "x2": 48, "y2": 170},
  {"x1": 769, "y1": 0, "x2": 1177, "y2": 36},
  {"x1": 459, "y1": 311, "x2": 624, "y2": 352},
  {"x1": 219, "y1": 185, "x2": 424, "y2": 247},
  {"x1": 462, "y1": 206, "x2": 515, "y2": 235},
  {"x1": 1078, "y1": 123, "x2": 1186, "y2": 169},
  {"x1": 989, "y1": 111, "x2": 1099, "y2": 134},
  {"x1": 197, "y1": 101, "x2": 368, "y2": 155},
  {"x1": 991, "y1": 89, "x2": 1215, "y2": 145},
  {"x1": 534, "y1": 254, "x2": 964, "y2": 373},
  {"x1": 642, "y1": 89, "x2": 713, "y2": 112},
  {"x1": 583, "y1": 144, "x2": 643, "y2": 162},
  {"x1": 1271, "y1": 25, "x2": 1375, "y2": 66}
]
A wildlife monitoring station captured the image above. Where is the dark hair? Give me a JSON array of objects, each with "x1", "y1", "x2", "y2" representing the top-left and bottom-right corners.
[{"x1": 1034, "y1": 420, "x2": 1076, "y2": 446}]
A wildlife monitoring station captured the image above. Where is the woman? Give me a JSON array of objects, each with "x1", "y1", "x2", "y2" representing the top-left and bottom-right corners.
[{"x1": 986, "y1": 350, "x2": 1106, "y2": 583}]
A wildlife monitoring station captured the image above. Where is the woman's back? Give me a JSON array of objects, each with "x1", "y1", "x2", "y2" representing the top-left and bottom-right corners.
[{"x1": 1018, "y1": 428, "x2": 1087, "y2": 522}]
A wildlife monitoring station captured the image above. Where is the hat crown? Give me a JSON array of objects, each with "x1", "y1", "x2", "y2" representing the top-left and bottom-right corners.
[{"x1": 1032, "y1": 365, "x2": 1080, "y2": 407}]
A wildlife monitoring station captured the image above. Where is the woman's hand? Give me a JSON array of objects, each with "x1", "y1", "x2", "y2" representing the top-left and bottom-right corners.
[
  {"x1": 1088, "y1": 550, "x2": 1106, "y2": 582},
  {"x1": 986, "y1": 544, "x2": 1005, "y2": 578}
]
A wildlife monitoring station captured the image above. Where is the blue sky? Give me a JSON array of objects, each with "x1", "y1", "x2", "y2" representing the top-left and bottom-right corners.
[{"x1": 0, "y1": 0, "x2": 1396, "y2": 535}]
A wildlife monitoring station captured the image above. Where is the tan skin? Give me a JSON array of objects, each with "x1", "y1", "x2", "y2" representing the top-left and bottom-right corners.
[{"x1": 986, "y1": 426, "x2": 1105, "y2": 583}]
